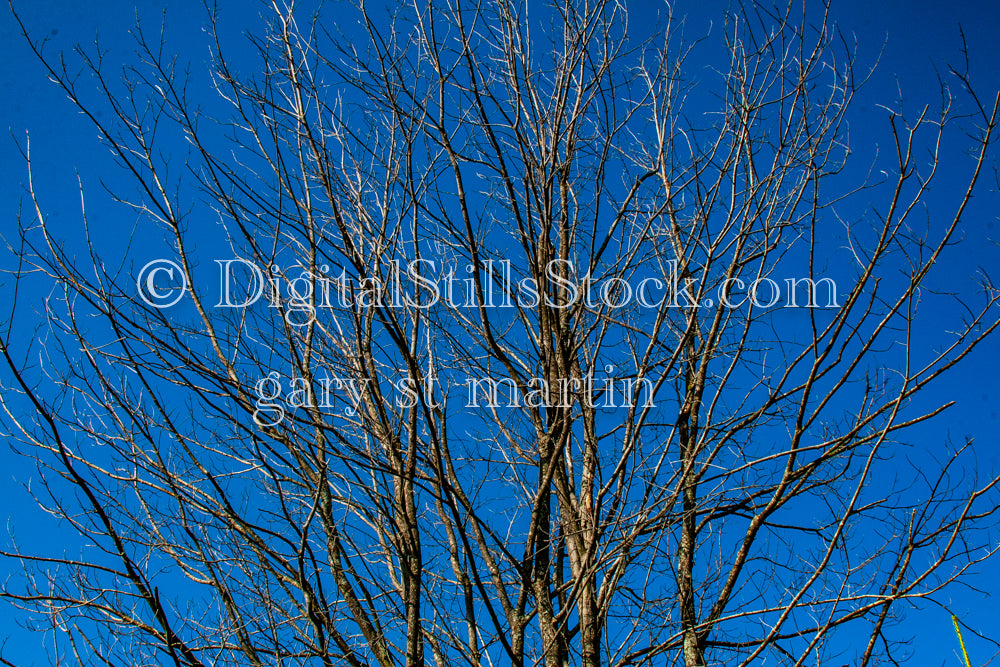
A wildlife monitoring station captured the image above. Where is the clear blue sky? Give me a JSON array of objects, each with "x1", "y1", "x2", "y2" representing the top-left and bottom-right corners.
[{"x1": 2, "y1": 1, "x2": 999, "y2": 665}]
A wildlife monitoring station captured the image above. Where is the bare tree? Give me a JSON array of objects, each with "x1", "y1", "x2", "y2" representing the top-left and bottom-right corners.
[{"x1": 3, "y1": 1, "x2": 999, "y2": 665}]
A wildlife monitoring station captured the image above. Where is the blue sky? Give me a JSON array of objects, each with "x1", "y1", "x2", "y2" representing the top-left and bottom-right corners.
[{"x1": 2, "y1": 1, "x2": 999, "y2": 665}]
